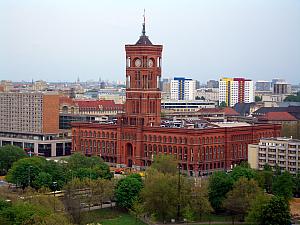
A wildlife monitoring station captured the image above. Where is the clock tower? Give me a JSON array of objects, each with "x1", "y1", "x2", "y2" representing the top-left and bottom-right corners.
[{"x1": 123, "y1": 17, "x2": 163, "y2": 127}]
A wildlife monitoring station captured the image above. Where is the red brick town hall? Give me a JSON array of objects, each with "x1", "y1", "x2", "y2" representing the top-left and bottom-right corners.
[{"x1": 72, "y1": 21, "x2": 281, "y2": 176}]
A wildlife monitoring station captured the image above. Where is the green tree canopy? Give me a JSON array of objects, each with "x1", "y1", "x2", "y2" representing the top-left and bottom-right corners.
[
  {"x1": 230, "y1": 165, "x2": 258, "y2": 182},
  {"x1": 5, "y1": 157, "x2": 45, "y2": 189},
  {"x1": 272, "y1": 171, "x2": 294, "y2": 200},
  {"x1": 261, "y1": 196, "x2": 291, "y2": 225},
  {"x1": 284, "y1": 91, "x2": 300, "y2": 102},
  {"x1": 223, "y1": 178, "x2": 262, "y2": 222},
  {"x1": 0, "y1": 145, "x2": 27, "y2": 175},
  {"x1": 219, "y1": 101, "x2": 227, "y2": 108},
  {"x1": 208, "y1": 171, "x2": 233, "y2": 211},
  {"x1": 66, "y1": 153, "x2": 112, "y2": 180},
  {"x1": 141, "y1": 168, "x2": 178, "y2": 222},
  {"x1": 246, "y1": 194, "x2": 271, "y2": 224},
  {"x1": 115, "y1": 174, "x2": 143, "y2": 209},
  {"x1": 151, "y1": 154, "x2": 178, "y2": 175}
]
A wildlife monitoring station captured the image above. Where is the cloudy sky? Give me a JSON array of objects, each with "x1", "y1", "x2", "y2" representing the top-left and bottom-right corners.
[{"x1": 0, "y1": 0, "x2": 299, "y2": 83}]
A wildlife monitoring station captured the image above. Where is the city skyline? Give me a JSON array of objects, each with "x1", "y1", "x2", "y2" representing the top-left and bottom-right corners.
[{"x1": 1, "y1": 0, "x2": 300, "y2": 83}]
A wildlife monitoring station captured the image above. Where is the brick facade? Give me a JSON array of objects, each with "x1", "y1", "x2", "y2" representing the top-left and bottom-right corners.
[{"x1": 72, "y1": 24, "x2": 281, "y2": 175}]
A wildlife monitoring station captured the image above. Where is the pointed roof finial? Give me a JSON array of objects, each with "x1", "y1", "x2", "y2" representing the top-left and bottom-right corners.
[{"x1": 142, "y1": 9, "x2": 146, "y2": 36}]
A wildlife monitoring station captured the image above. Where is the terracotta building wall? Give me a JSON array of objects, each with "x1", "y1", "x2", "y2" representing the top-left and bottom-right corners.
[
  {"x1": 72, "y1": 122, "x2": 281, "y2": 175},
  {"x1": 42, "y1": 94, "x2": 59, "y2": 134}
]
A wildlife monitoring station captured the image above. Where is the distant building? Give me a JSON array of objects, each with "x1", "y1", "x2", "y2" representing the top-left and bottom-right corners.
[
  {"x1": 171, "y1": 77, "x2": 196, "y2": 100},
  {"x1": 219, "y1": 77, "x2": 254, "y2": 107},
  {"x1": 161, "y1": 99, "x2": 216, "y2": 112},
  {"x1": 207, "y1": 80, "x2": 219, "y2": 88},
  {"x1": 59, "y1": 96, "x2": 124, "y2": 129},
  {"x1": 0, "y1": 80, "x2": 13, "y2": 92},
  {"x1": 271, "y1": 78, "x2": 292, "y2": 94},
  {"x1": 255, "y1": 80, "x2": 271, "y2": 91},
  {"x1": 32, "y1": 80, "x2": 48, "y2": 91},
  {"x1": 248, "y1": 137, "x2": 300, "y2": 174},
  {"x1": 196, "y1": 88, "x2": 219, "y2": 102}
]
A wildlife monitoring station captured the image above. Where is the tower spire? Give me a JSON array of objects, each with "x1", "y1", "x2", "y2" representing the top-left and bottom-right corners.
[{"x1": 142, "y1": 9, "x2": 146, "y2": 36}]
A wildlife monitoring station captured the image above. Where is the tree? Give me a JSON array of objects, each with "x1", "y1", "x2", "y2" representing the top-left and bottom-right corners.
[
  {"x1": 141, "y1": 169, "x2": 178, "y2": 222},
  {"x1": 219, "y1": 101, "x2": 227, "y2": 108},
  {"x1": 293, "y1": 171, "x2": 300, "y2": 197},
  {"x1": 63, "y1": 178, "x2": 85, "y2": 224},
  {"x1": 230, "y1": 165, "x2": 257, "y2": 182},
  {"x1": 272, "y1": 171, "x2": 294, "y2": 200},
  {"x1": 190, "y1": 182, "x2": 213, "y2": 221},
  {"x1": 129, "y1": 197, "x2": 144, "y2": 224},
  {"x1": 261, "y1": 196, "x2": 291, "y2": 225},
  {"x1": 208, "y1": 171, "x2": 233, "y2": 211},
  {"x1": 246, "y1": 194, "x2": 271, "y2": 224},
  {"x1": 223, "y1": 178, "x2": 262, "y2": 223},
  {"x1": 0, "y1": 145, "x2": 27, "y2": 175},
  {"x1": 255, "y1": 96, "x2": 262, "y2": 102},
  {"x1": 5, "y1": 157, "x2": 44, "y2": 189},
  {"x1": 284, "y1": 91, "x2": 300, "y2": 102},
  {"x1": 67, "y1": 153, "x2": 112, "y2": 180},
  {"x1": 115, "y1": 175, "x2": 143, "y2": 209},
  {"x1": 33, "y1": 172, "x2": 53, "y2": 189},
  {"x1": 182, "y1": 204, "x2": 194, "y2": 224},
  {"x1": 151, "y1": 154, "x2": 178, "y2": 175},
  {"x1": 261, "y1": 164, "x2": 273, "y2": 193}
]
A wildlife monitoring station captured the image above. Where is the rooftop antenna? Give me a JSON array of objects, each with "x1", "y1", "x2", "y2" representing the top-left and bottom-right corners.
[{"x1": 142, "y1": 9, "x2": 146, "y2": 36}]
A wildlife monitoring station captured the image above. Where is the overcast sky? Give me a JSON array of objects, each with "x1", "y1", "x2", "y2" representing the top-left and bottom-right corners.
[{"x1": 0, "y1": 0, "x2": 299, "y2": 83}]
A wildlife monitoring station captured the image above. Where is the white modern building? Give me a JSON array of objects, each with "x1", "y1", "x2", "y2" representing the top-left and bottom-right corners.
[
  {"x1": 171, "y1": 77, "x2": 196, "y2": 100},
  {"x1": 219, "y1": 77, "x2": 254, "y2": 107}
]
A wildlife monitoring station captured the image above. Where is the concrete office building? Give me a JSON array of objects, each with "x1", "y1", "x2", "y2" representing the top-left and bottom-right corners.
[
  {"x1": 0, "y1": 92, "x2": 71, "y2": 157},
  {"x1": 248, "y1": 137, "x2": 300, "y2": 174}
]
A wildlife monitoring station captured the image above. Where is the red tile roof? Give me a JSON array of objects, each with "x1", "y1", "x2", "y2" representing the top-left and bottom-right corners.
[
  {"x1": 59, "y1": 96, "x2": 76, "y2": 106},
  {"x1": 198, "y1": 107, "x2": 239, "y2": 116},
  {"x1": 259, "y1": 112, "x2": 297, "y2": 121}
]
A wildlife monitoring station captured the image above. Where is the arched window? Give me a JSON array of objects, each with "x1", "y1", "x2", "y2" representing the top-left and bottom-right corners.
[
  {"x1": 158, "y1": 145, "x2": 162, "y2": 153},
  {"x1": 62, "y1": 106, "x2": 68, "y2": 113},
  {"x1": 168, "y1": 137, "x2": 172, "y2": 143},
  {"x1": 153, "y1": 135, "x2": 157, "y2": 142},
  {"x1": 163, "y1": 136, "x2": 167, "y2": 143},
  {"x1": 174, "y1": 137, "x2": 177, "y2": 144},
  {"x1": 149, "y1": 135, "x2": 152, "y2": 142},
  {"x1": 190, "y1": 138, "x2": 194, "y2": 144},
  {"x1": 168, "y1": 146, "x2": 172, "y2": 154},
  {"x1": 144, "y1": 135, "x2": 147, "y2": 141}
]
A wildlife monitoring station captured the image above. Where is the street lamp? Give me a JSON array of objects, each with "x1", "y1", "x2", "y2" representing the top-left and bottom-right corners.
[{"x1": 52, "y1": 181, "x2": 57, "y2": 211}]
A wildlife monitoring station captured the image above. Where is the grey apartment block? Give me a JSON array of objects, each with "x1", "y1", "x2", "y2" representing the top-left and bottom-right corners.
[{"x1": 248, "y1": 137, "x2": 300, "y2": 174}]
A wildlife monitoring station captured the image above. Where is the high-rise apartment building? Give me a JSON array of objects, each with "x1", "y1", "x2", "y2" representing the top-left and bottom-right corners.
[
  {"x1": 171, "y1": 77, "x2": 196, "y2": 100},
  {"x1": 0, "y1": 92, "x2": 71, "y2": 157},
  {"x1": 0, "y1": 92, "x2": 59, "y2": 134},
  {"x1": 219, "y1": 77, "x2": 254, "y2": 107}
]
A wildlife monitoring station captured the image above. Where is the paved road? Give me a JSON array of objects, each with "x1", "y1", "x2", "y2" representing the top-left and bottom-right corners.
[{"x1": 81, "y1": 202, "x2": 116, "y2": 212}]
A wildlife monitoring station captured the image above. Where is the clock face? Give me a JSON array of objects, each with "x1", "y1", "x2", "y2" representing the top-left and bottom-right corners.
[
  {"x1": 148, "y1": 59, "x2": 154, "y2": 67},
  {"x1": 135, "y1": 58, "x2": 142, "y2": 67}
]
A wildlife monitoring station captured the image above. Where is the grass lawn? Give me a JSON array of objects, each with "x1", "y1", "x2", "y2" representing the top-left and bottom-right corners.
[{"x1": 80, "y1": 208, "x2": 146, "y2": 225}]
